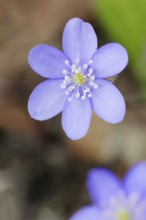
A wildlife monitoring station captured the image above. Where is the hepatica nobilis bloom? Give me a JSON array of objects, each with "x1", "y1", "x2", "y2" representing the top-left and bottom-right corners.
[
  {"x1": 28, "y1": 18, "x2": 128, "y2": 140},
  {"x1": 70, "y1": 162, "x2": 146, "y2": 220}
]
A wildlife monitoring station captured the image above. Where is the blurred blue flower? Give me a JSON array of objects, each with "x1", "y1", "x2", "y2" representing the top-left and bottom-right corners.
[
  {"x1": 28, "y1": 18, "x2": 128, "y2": 140},
  {"x1": 70, "y1": 162, "x2": 146, "y2": 220}
]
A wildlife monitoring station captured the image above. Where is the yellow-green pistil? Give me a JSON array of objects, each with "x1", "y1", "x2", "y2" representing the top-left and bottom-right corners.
[
  {"x1": 117, "y1": 210, "x2": 131, "y2": 220},
  {"x1": 73, "y1": 73, "x2": 85, "y2": 86}
]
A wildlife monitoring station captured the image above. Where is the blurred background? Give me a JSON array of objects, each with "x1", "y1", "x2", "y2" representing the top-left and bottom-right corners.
[{"x1": 0, "y1": 0, "x2": 146, "y2": 219}]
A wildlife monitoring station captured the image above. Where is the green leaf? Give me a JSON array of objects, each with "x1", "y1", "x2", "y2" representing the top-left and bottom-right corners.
[{"x1": 94, "y1": 0, "x2": 146, "y2": 96}]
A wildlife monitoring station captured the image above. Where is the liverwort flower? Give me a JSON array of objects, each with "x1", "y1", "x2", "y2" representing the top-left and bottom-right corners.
[
  {"x1": 28, "y1": 18, "x2": 128, "y2": 140},
  {"x1": 70, "y1": 162, "x2": 146, "y2": 220}
]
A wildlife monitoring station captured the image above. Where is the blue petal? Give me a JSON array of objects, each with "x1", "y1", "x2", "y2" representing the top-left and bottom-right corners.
[
  {"x1": 86, "y1": 168, "x2": 121, "y2": 204},
  {"x1": 69, "y1": 206, "x2": 105, "y2": 220},
  {"x1": 70, "y1": 206, "x2": 105, "y2": 220},
  {"x1": 123, "y1": 162, "x2": 146, "y2": 197},
  {"x1": 62, "y1": 18, "x2": 98, "y2": 64},
  {"x1": 61, "y1": 98, "x2": 92, "y2": 140},
  {"x1": 91, "y1": 79, "x2": 126, "y2": 123},
  {"x1": 28, "y1": 79, "x2": 67, "y2": 120},
  {"x1": 28, "y1": 44, "x2": 68, "y2": 78},
  {"x1": 91, "y1": 43, "x2": 128, "y2": 78}
]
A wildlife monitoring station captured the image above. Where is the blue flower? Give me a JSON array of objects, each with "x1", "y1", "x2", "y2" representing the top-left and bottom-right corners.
[
  {"x1": 28, "y1": 18, "x2": 128, "y2": 140},
  {"x1": 70, "y1": 162, "x2": 146, "y2": 220}
]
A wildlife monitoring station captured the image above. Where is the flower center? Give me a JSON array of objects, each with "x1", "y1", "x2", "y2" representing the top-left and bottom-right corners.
[
  {"x1": 117, "y1": 210, "x2": 131, "y2": 220},
  {"x1": 73, "y1": 73, "x2": 85, "y2": 85},
  {"x1": 103, "y1": 191, "x2": 146, "y2": 220},
  {"x1": 61, "y1": 58, "x2": 98, "y2": 102}
]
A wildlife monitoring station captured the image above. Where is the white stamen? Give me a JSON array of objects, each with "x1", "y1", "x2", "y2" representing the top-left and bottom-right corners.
[
  {"x1": 68, "y1": 97, "x2": 72, "y2": 102},
  {"x1": 60, "y1": 83, "x2": 66, "y2": 89},
  {"x1": 84, "y1": 87, "x2": 90, "y2": 93},
  {"x1": 88, "y1": 68, "x2": 93, "y2": 75},
  {"x1": 75, "y1": 92, "x2": 80, "y2": 98},
  {"x1": 68, "y1": 85, "x2": 75, "y2": 92},
  {"x1": 61, "y1": 58, "x2": 97, "y2": 102},
  {"x1": 65, "y1": 75, "x2": 70, "y2": 81},
  {"x1": 89, "y1": 81, "x2": 98, "y2": 89},
  {"x1": 63, "y1": 70, "x2": 67, "y2": 74},
  {"x1": 81, "y1": 95, "x2": 86, "y2": 100},
  {"x1": 75, "y1": 58, "x2": 80, "y2": 65},
  {"x1": 75, "y1": 69, "x2": 79, "y2": 74},
  {"x1": 65, "y1": 60, "x2": 70, "y2": 65},
  {"x1": 65, "y1": 90, "x2": 69, "y2": 95},
  {"x1": 88, "y1": 93, "x2": 92, "y2": 98},
  {"x1": 83, "y1": 64, "x2": 88, "y2": 70},
  {"x1": 90, "y1": 75, "x2": 95, "y2": 81},
  {"x1": 88, "y1": 60, "x2": 93, "y2": 64},
  {"x1": 71, "y1": 64, "x2": 76, "y2": 70},
  {"x1": 93, "y1": 84, "x2": 98, "y2": 89}
]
